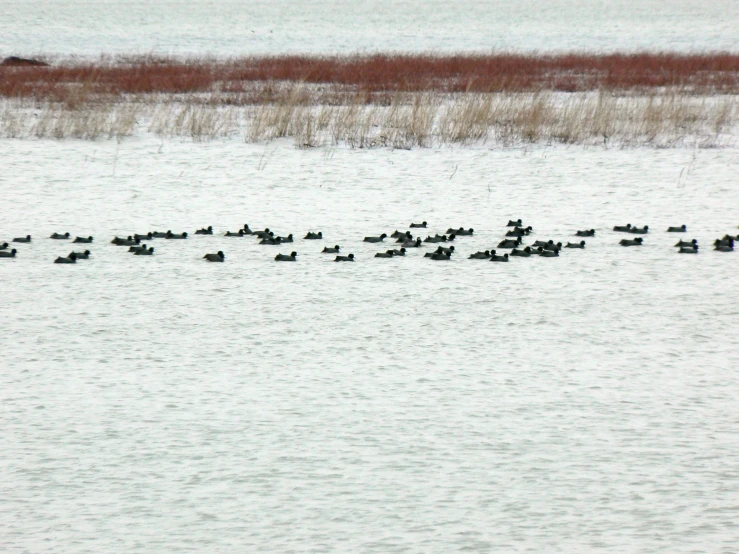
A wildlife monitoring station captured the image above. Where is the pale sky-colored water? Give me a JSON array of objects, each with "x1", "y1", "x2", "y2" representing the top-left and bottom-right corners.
[
  {"x1": 1, "y1": 137, "x2": 739, "y2": 552},
  {"x1": 2, "y1": 2, "x2": 739, "y2": 552},
  {"x1": 0, "y1": 0, "x2": 737, "y2": 57}
]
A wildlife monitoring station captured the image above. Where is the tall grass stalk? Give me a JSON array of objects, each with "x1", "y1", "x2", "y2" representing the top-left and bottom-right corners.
[{"x1": 1, "y1": 91, "x2": 736, "y2": 147}]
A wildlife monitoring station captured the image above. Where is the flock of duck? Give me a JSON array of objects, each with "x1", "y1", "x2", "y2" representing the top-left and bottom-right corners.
[{"x1": 0, "y1": 220, "x2": 736, "y2": 263}]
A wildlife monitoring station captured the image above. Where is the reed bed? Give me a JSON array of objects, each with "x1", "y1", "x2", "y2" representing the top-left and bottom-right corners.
[
  {"x1": 245, "y1": 92, "x2": 738, "y2": 148},
  {"x1": 0, "y1": 100, "x2": 139, "y2": 140},
  {"x1": 2, "y1": 52, "x2": 738, "y2": 146},
  {"x1": 2, "y1": 53, "x2": 739, "y2": 103},
  {"x1": 1, "y1": 90, "x2": 735, "y2": 147}
]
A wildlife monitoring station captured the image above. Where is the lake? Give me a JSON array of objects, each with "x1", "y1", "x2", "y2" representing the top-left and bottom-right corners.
[{"x1": 1, "y1": 2, "x2": 739, "y2": 552}]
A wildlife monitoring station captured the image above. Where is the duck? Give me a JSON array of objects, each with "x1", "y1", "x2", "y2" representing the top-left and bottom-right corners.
[
  {"x1": 390, "y1": 230, "x2": 408, "y2": 238},
  {"x1": 490, "y1": 250, "x2": 509, "y2": 262},
  {"x1": 334, "y1": 254, "x2": 355, "y2": 262},
  {"x1": 322, "y1": 245, "x2": 340, "y2": 253},
  {"x1": 129, "y1": 244, "x2": 149, "y2": 253},
  {"x1": 424, "y1": 234, "x2": 453, "y2": 243},
  {"x1": 506, "y1": 226, "x2": 532, "y2": 237},
  {"x1": 576, "y1": 229, "x2": 595, "y2": 237},
  {"x1": 395, "y1": 232, "x2": 414, "y2": 242},
  {"x1": 613, "y1": 224, "x2": 632, "y2": 232},
  {"x1": 531, "y1": 240, "x2": 561, "y2": 251},
  {"x1": 275, "y1": 251, "x2": 297, "y2": 261},
  {"x1": 447, "y1": 227, "x2": 473, "y2": 236},
  {"x1": 714, "y1": 243, "x2": 734, "y2": 252},
  {"x1": 539, "y1": 248, "x2": 560, "y2": 258},
  {"x1": 401, "y1": 238, "x2": 422, "y2": 248},
  {"x1": 375, "y1": 250, "x2": 395, "y2": 258},
  {"x1": 675, "y1": 239, "x2": 698, "y2": 248},
  {"x1": 70, "y1": 250, "x2": 91, "y2": 259},
  {"x1": 498, "y1": 238, "x2": 522, "y2": 248},
  {"x1": 619, "y1": 238, "x2": 643, "y2": 246},
  {"x1": 204, "y1": 251, "x2": 225, "y2": 262},
  {"x1": 389, "y1": 248, "x2": 407, "y2": 256},
  {"x1": 12, "y1": 235, "x2": 31, "y2": 243},
  {"x1": 628, "y1": 225, "x2": 649, "y2": 234},
  {"x1": 73, "y1": 236, "x2": 93, "y2": 243},
  {"x1": 424, "y1": 245, "x2": 455, "y2": 257},
  {"x1": 468, "y1": 250, "x2": 491, "y2": 259},
  {"x1": 195, "y1": 226, "x2": 214, "y2": 235},
  {"x1": 112, "y1": 236, "x2": 140, "y2": 246},
  {"x1": 714, "y1": 238, "x2": 734, "y2": 248},
  {"x1": 430, "y1": 251, "x2": 451, "y2": 260},
  {"x1": 134, "y1": 247, "x2": 154, "y2": 255},
  {"x1": 134, "y1": 233, "x2": 153, "y2": 241},
  {"x1": 510, "y1": 247, "x2": 532, "y2": 257},
  {"x1": 241, "y1": 224, "x2": 253, "y2": 234},
  {"x1": 422, "y1": 234, "x2": 444, "y2": 243},
  {"x1": 50, "y1": 232, "x2": 70, "y2": 239},
  {"x1": 259, "y1": 237, "x2": 282, "y2": 245},
  {"x1": 0, "y1": 248, "x2": 17, "y2": 258},
  {"x1": 276, "y1": 234, "x2": 293, "y2": 243},
  {"x1": 304, "y1": 231, "x2": 323, "y2": 239},
  {"x1": 253, "y1": 228, "x2": 272, "y2": 239},
  {"x1": 506, "y1": 219, "x2": 523, "y2": 227},
  {"x1": 225, "y1": 229, "x2": 246, "y2": 237},
  {"x1": 165, "y1": 231, "x2": 188, "y2": 239},
  {"x1": 0, "y1": 242, "x2": 8, "y2": 250},
  {"x1": 363, "y1": 233, "x2": 387, "y2": 243},
  {"x1": 409, "y1": 221, "x2": 428, "y2": 228},
  {"x1": 565, "y1": 241, "x2": 586, "y2": 248},
  {"x1": 54, "y1": 253, "x2": 77, "y2": 264},
  {"x1": 667, "y1": 225, "x2": 687, "y2": 233},
  {"x1": 150, "y1": 231, "x2": 168, "y2": 238},
  {"x1": 678, "y1": 245, "x2": 698, "y2": 254}
]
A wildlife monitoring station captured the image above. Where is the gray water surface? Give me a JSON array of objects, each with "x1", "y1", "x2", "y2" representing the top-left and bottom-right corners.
[
  {"x1": 1, "y1": 138, "x2": 738, "y2": 552},
  {"x1": 2, "y1": 0, "x2": 737, "y2": 56}
]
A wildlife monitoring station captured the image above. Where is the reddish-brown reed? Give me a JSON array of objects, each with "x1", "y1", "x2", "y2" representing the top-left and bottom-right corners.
[{"x1": 2, "y1": 52, "x2": 738, "y2": 103}]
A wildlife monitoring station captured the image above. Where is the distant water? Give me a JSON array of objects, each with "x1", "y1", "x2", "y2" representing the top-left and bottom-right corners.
[
  {"x1": 1, "y1": 0, "x2": 738, "y2": 56},
  {"x1": 2, "y1": 2, "x2": 739, "y2": 551},
  {"x1": 1, "y1": 137, "x2": 739, "y2": 552}
]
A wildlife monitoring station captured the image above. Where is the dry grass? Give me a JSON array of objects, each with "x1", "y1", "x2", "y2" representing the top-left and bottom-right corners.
[
  {"x1": 2, "y1": 51, "x2": 737, "y2": 146},
  {"x1": 0, "y1": 88, "x2": 736, "y2": 147},
  {"x1": 0, "y1": 101, "x2": 139, "y2": 140},
  {"x1": 240, "y1": 90, "x2": 737, "y2": 148},
  {"x1": 149, "y1": 103, "x2": 239, "y2": 141}
]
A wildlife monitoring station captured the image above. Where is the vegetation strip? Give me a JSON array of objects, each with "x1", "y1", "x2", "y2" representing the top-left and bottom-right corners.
[{"x1": 2, "y1": 53, "x2": 739, "y2": 101}]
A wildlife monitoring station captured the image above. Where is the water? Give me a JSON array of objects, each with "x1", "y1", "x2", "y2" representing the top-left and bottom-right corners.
[
  {"x1": 1, "y1": 0, "x2": 738, "y2": 56},
  {"x1": 1, "y1": 137, "x2": 738, "y2": 552},
  {"x1": 2, "y1": 1, "x2": 739, "y2": 551}
]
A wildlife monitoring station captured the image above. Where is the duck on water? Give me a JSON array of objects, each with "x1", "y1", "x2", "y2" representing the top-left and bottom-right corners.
[
  {"x1": 54, "y1": 253, "x2": 77, "y2": 264},
  {"x1": 275, "y1": 252, "x2": 297, "y2": 261}
]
